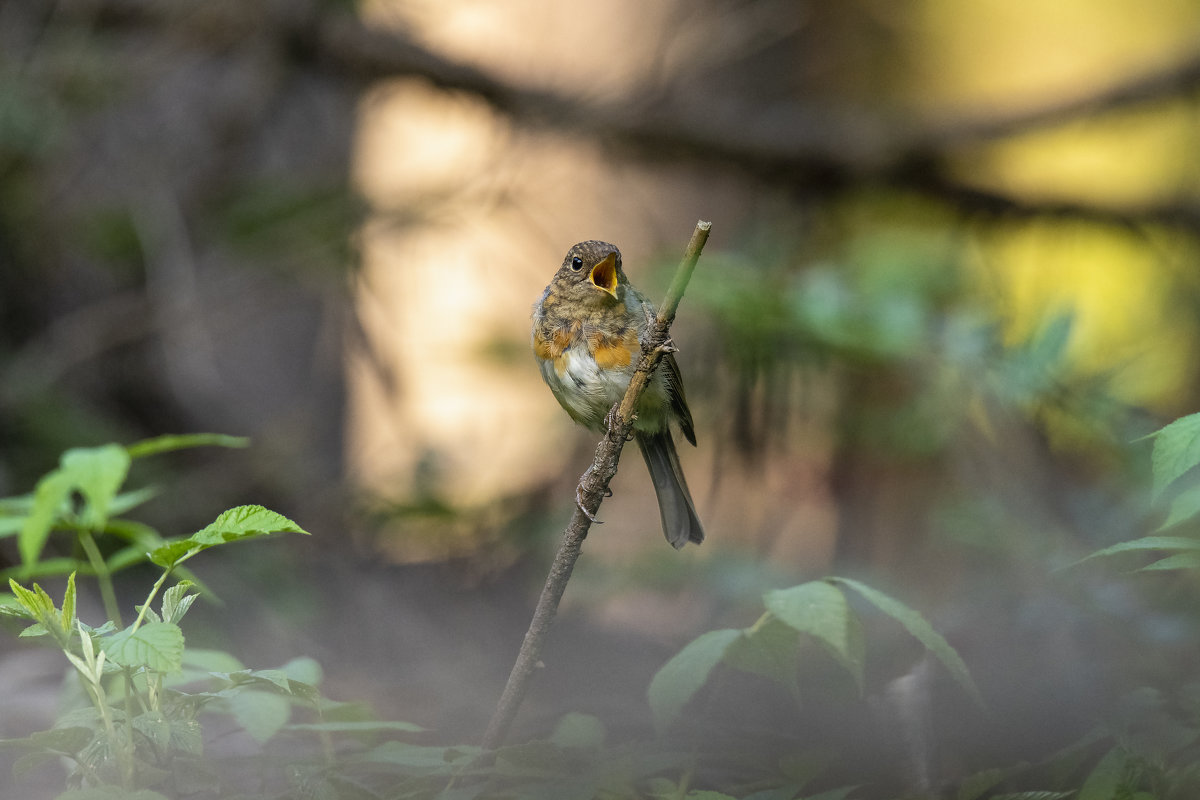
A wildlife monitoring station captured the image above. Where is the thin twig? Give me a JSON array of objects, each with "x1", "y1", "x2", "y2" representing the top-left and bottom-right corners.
[{"x1": 479, "y1": 221, "x2": 712, "y2": 753}]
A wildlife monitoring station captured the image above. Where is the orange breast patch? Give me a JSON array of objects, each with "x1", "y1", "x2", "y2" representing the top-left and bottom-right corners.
[
  {"x1": 534, "y1": 320, "x2": 579, "y2": 361},
  {"x1": 589, "y1": 329, "x2": 638, "y2": 370}
]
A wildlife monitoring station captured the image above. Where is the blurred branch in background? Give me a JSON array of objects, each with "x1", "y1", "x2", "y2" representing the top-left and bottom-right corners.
[{"x1": 45, "y1": 0, "x2": 1200, "y2": 232}]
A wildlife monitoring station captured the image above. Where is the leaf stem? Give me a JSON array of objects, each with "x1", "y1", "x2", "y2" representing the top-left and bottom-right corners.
[{"x1": 78, "y1": 529, "x2": 123, "y2": 628}]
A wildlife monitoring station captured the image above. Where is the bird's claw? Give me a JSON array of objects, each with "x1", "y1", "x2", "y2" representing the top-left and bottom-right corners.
[
  {"x1": 575, "y1": 481, "x2": 602, "y2": 523},
  {"x1": 655, "y1": 338, "x2": 679, "y2": 356}
]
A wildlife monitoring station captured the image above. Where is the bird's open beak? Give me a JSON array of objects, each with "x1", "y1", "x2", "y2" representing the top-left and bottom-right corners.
[{"x1": 589, "y1": 252, "x2": 618, "y2": 298}]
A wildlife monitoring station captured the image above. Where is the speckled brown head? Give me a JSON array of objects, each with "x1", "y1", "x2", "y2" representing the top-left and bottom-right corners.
[{"x1": 548, "y1": 240, "x2": 628, "y2": 308}]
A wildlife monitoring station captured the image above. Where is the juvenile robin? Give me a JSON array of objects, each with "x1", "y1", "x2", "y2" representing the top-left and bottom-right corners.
[{"x1": 531, "y1": 240, "x2": 704, "y2": 548}]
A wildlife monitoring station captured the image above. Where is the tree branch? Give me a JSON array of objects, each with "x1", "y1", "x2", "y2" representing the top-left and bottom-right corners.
[
  {"x1": 479, "y1": 221, "x2": 711, "y2": 753},
  {"x1": 75, "y1": 2, "x2": 1200, "y2": 232}
]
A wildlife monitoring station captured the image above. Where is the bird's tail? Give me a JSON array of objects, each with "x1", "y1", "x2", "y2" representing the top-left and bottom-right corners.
[{"x1": 635, "y1": 431, "x2": 705, "y2": 549}]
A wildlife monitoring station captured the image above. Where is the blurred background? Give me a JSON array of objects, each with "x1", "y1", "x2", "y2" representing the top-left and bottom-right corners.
[{"x1": 3, "y1": 0, "x2": 1200, "y2": 795}]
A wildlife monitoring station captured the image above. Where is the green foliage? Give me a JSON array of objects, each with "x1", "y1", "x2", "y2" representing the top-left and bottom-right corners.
[
  {"x1": 0, "y1": 438, "x2": 347, "y2": 798},
  {"x1": 0, "y1": 434, "x2": 253, "y2": 627},
  {"x1": 12, "y1": 407, "x2": 1200, "y2": 799},
  {"x1": 648, "y1": 578, "x2": 983, "y2": 734}
]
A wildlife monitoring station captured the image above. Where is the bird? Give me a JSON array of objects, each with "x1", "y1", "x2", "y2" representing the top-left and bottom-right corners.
[{"x1": 531, "y1": 240, "x2": 704, "y2": 548}]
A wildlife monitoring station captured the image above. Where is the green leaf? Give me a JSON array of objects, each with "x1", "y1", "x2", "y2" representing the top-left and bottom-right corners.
[
  {"x1": 191, "y1": 505, "x2": 308, "y2": 545},
  {"x1": 18, "y1": 445, "x2": 132, "y2": 566},
  {"x1": 1072, "y1": 535, "x2": 1200, "y2": 567},
  {"x1": 146, "y1": 540, "x2": 201, "y2": 570},
  {"x1": 0, "y1": 514, "x2": 26, "y2": 537},
  {"x1": 8, "y1": 578, "x2": 53, "y2": 619},
  {"x1": 60, "y1": 445, "x2": 130, "y2": 530},
  {"x1": 1140, "y1": 551, "x2": 1200, "y2": 571},
  {"x1": 804, "y1": 789, "x2": 859, "y2": 800},
  {"x1": 227, "y1": 689, "x2": 290, "y2": 743},
  {"x1": 1160, "y1": 483, "x2": 1200, "y2": 529},
  {"x1": 124, "y1": 433, "x2": 250, "y2": 459},
  {"x1": 1078, "y1": 746, "x2": 1127, "y2": 800},
  {"x1": 61, "y1": 571, "x2": 76, "y2": 632},
  {"x1": 102, "y1": 518, "x2": 163, "y2": 548},
  {"x1": 20, "y1": 470, "x2": 72, "y2": 566},
  {"x1": 647, "y1": 628, "x2": 740, "y2": 733},
  {"x1": 182, "y1": 648, "x2": 245, "y2": 673},
  {"x1": 0, "y1": 726, "x2": 93, "y2": 754},
  {"x1": 103, "y1": 621, "x2": 184, "y2": 672},
  {"x1": 550, "y1": 712, "x2": 605, "y2": 749},
  {"x1": 161, "y1": 581, "x2": 198, "y2": 624},
  {"x1": 722, "y1": 616, "x2": 801, "y2": 702},
  {"x1": 764, "y1": 580, "x2": 864, "y2": 688},
  {"x1": 831, "y1": 577, "x2": 984, "y2": 709},
  {"x1": 107, "y1": 486, "x2": 160, "y2": 518},
  {"x1": 149, "y1": 505, "x2": 308, "y2": 568},
  {"x1": 955, "y1": 767, "x2": 1005, "y2": 800},
  {"x1": 2, "y1": 557, "x2": 91, "y2": 582},
  {"x1": 1151, "y1": 413, "x2": 1200, "y2": 500},
  {"x1": 279, "y1": 655, "x2": 323, "y2": 686}
]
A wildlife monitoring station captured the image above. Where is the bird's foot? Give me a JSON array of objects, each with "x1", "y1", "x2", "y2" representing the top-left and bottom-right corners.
[{"x1": 575, "y1": 480, "x2": 602, "y2": 523}]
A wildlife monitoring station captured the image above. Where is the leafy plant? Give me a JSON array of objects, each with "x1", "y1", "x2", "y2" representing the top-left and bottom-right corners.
[
  {"x1": 648, "y1": 577, "x2": 983, "y2": 736},
  {"x1": 0, "y1": 433, "x2": 249, "y2": 624}
]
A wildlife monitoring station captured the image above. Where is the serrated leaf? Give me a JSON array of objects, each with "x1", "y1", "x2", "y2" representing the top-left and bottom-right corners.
[
  {"x1": 161, "y1": 581, "x2": 198, "y2": 624},
  {"x1": 61, "y1": 571, "x2": 76, "y2": 631},
  {"x1": 147, "y1": 539, "x2": 201, "y2": 569},
  {"x1": 647, "y1": 628, "x2": 740, "y2": 733},
  {"x1": 103, "y1": 621, "x2": 184, "y2": 672},
  {"x1": 832, "y1": 577, "x2": 984, "y2": 709},
  {"x1": 1151, "y1": 413, "x2": 1200, "y2": 500},
  {"x1": 191, "y1": 505, "x2": 308, "y2": 545},
  {"x1": 764, "y1": 580, "x2": 864, "y2": 688},
  {"x1": 124, "y1": 433, "x2": 250, "y2": 459},
  {"x1": 149, "y1": 505, "x2": 307, "y2": 568},
  {"x1": 8, "y1": 578, "x2": 51, "y2": 618}
]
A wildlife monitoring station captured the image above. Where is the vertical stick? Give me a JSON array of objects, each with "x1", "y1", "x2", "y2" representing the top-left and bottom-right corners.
[{"x1": 479, "y1": 221, "x2": 712, "y2": 752}]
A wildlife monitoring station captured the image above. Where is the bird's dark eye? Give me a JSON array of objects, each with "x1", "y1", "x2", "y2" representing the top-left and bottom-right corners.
[{"x1": 571, "y1": 256, "x2": 583, "y2": 271}]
